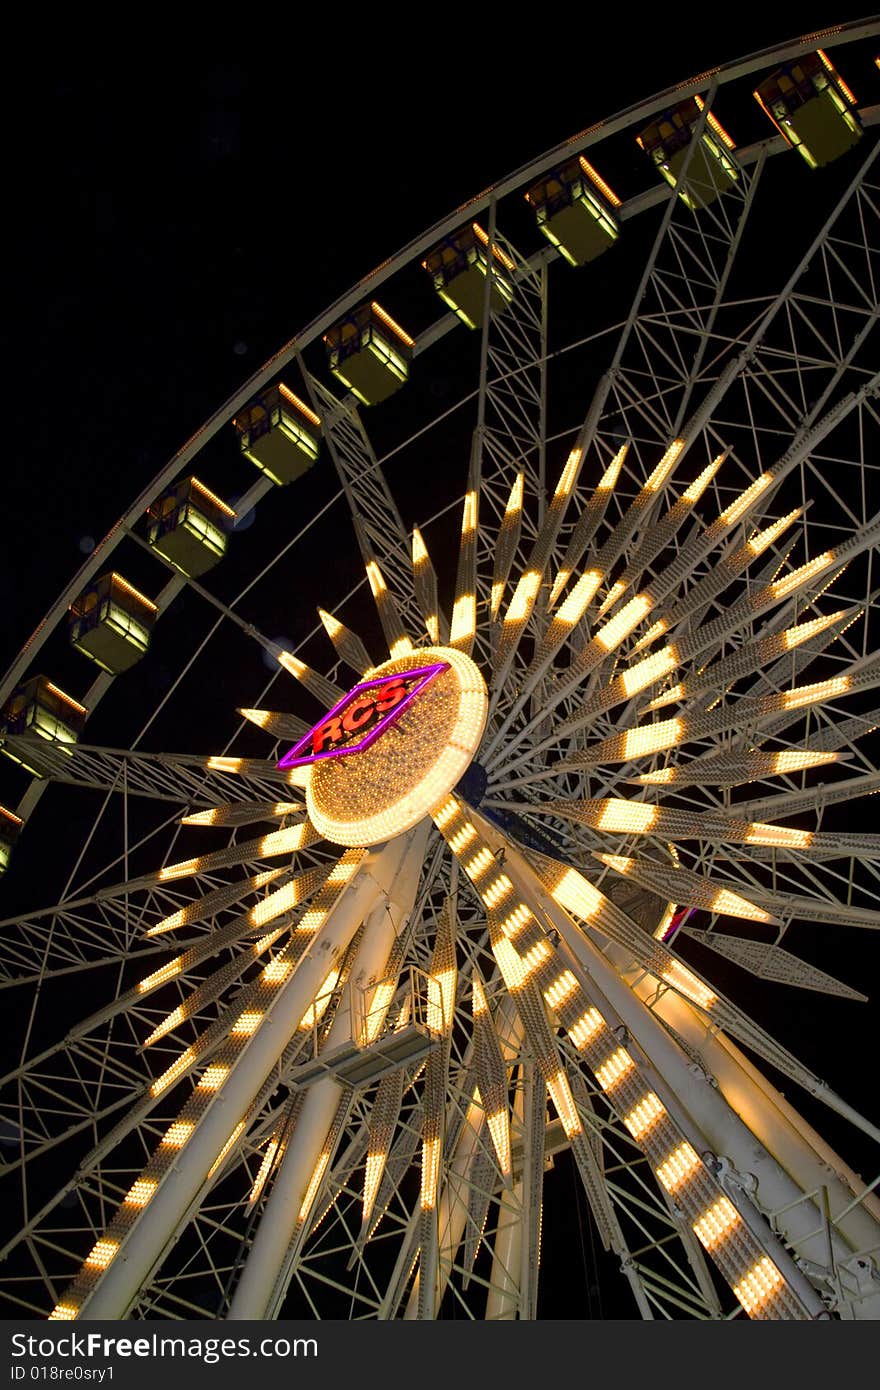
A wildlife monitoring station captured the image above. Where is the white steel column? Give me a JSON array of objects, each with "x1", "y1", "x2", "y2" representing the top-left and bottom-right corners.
[
  {"x1": 81, "y1": 841, "x2": 407, "y2": 1320},
  {"x1": 623, "y1": 957, "x2": 880, "y2": 1257},
  {"x1": 486, "y1": 1187, "x2": 522, "y2": 1319},
  {"x1": 404, "y1": 1092, "x2": 485, "y2": 1320},
  {"x1": 472, "y1": 812, "x2": 878, "y2": 1315},
  {"x1": 486, "y1": 1066, "x2": 525, "y2": 1321},
  {"x1": 229, "y1": 823, "x2": 429, "y2": 1319},
  {"x1": 404, "y1": 997, "x2": 524, "y2": 1318}
]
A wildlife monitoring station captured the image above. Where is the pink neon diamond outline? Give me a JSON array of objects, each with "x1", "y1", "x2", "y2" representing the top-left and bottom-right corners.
[{"x1": 277, "y1": 661, "x2": 450, "y2": 770}]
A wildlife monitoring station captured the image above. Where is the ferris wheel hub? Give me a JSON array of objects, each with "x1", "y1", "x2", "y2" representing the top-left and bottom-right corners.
[{"x1": 303, "y1": 646, "x2": 488, "y2": 846}]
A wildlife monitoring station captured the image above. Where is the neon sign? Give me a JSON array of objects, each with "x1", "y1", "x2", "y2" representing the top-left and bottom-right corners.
[{"x1": 277, "y1": 661, "x2": 449, "y2": 770}]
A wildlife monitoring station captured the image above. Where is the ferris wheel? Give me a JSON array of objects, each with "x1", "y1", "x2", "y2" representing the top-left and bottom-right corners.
[{"x1": 4, "y1": 23, "x2": 880, "y2": 1323}]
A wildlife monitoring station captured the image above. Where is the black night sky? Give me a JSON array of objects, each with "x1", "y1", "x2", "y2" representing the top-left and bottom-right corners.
[{"x1": 3, "y1": 15, "x2": 880, "y2": 1321}]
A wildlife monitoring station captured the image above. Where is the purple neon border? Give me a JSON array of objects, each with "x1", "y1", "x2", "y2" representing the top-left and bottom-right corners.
[{"x1": 277, "y1": 661, "x2": 450, "y2": 770}]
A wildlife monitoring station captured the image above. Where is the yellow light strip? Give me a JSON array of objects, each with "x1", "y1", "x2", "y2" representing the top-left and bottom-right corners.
[
  {"x1": 782, "y1": 608, "x2": 851, "y2": 650},
  {"x1": 505, "y1": 472, "x2": 524, "y2": 517},
  {"x1": 157, "y1": 821, "x2": 317, "y2": 883},
  {"x1": 482, "y1": 872, "x2": 515, "y2": 910},
  {"x1": 693, "y1": 93, "x2": 737, "y2": 149},
  {"x1": 519, "y1": 939, "x2": 551, "y2": 980},
  {"x1": 249, "y1": 874, "x2": 312, "y2": 928},
  {"x1": 549, "y1": 866, "x2": 602, "y2": 921},
  {"x1": 190, "y1": 477, "x2": 236, "y2": 518},
  {"x1": 208, "y1": 1121, "x2": 245, "y2": 1179},
  {"x1": 718, "y1": 471, "x2": 772, "y2": 526},
  {"x1": 359, "y1": 977, "x2": 399, "y2": 1046},
  {"x1": 817, "y1": 49, "x2": 857, "y2": 104},
  {"x1": 772, "y1": 750, "x2": 840, "y2": 774},
  {"x1": 543, "y1": 970, "x2": 579, "y2": 1010},
  {"x1": 124, "y1": 1178, "x2": 158, "y2": 1208},
  {"x1": 486, "y1": 1108, "x2": 512, "y2": 1177},
  {"x1": 753, "y1": 88, "x2": 785, "y2": 139},
  {"x1": 143, "y1": 1006, "x2": 183, "y2": 1046},
  {"x1": 600, "y1": 443, "x2": 628, "y2": 490},
  {"x1": 546, "y1": 1070, "x2": 582, "y2": 1139},
  {"x1": 569, "y1": 1008, "x2": 604, "y2": 1050},
  {"x1": 182, "y1": 807, "x2": 222, "y2": 826},
  {"x1": 449, "y1": 821, "x2": 478, "y2": 854},
  {"x1": 595, "y1": 593, "x2": 654, "y2": 651},
  {"x1": 84, "y1": 1239, "x2": 118, "y2": 1270},
  {"x1": 161, "y1": 1120, "x2": 195, "y2": 1147},
  {"x1": 263, "y1": 959, "x2": 293, "y2": 982},
  {"x1": 297, "y1": 967, "x2": 341, "y2": 1031},
  {"x1": 231, "y1": 1011, "x2": 263, "y2": 1035},
  {"x1": 770, "y1": 551, "x2": 835, "y2": 599},
  {"x1": 277, "y1": 383, "x2": 321, "y2": 425},
  {"x1": 733, "y1": 1255, "x2": 785, "y2": 1316},
  {"x1": 661, "y1": 961, "x2": 717, "y2": 1011},
  {"x1": 363, "y1": 1149, "x2": 386, "y2": 1222},
  {"x1": 279, "y1": 651, "x2": 308, "y2": 679},
  {"x1": 645, "y1": 439, "x2": 686, "y2": 492},
  {"x1": 492, "y1": 937, "x2": 528, "y2": 992},
  {"x1": 450, "y1": 592, "x2": 476, "y2": 648},
  {"x1": 43, "y1": 682, "x2": 87, "y2": 716},
  {"x1": 151, "y1": 1049, "x2": 196, "y2": 1096},
  {"x1": 621, "y1": 645, "x2": 679, "y2": 698},
  {"x1": 465, "y1": 846, "x2": 496, "y2": 880},
  {"x1": 472, "y1": 975, "x2": 489, "y2": 1017},
  {"x1": 623, "y1": 1092, "x2": 665, "y2": 1141},
  {"x1": 471, "y1": 222, "x2": 517, "y2": 271},
  {"x1": 427, "y1": 966, "x2": 456, "y2": 1035},
  {"x1": 248, "y1": 1139, "x2": 280, "y2": 1205},
  {"x1": 206, "y1": 756, "x2": 246, "y2": 773},
  {"x1": 654, "y1": 903, "x2": 675, "y2": 943},
  {"x1": 618, "y1": 718, "x2": 684, "y2": 761},
  {"x1": 578, "y1": 155, "x2": 622, "y2": 206},
  {"x1": 595, "y1": 800, "x2": 660, "y2": 834},
  {"x1": 109, "y1": 573, "x2": 158, "y2": 613},
  {"x1": 504, "y1": 569, "x2": 542, "y2": 626},
  {"x1": 411, "y1": 527, "x2": 429, "y2": 565},
  {"x1": 553, "y1": 567, "x2": 603, "y2": 627},
  {"x1": 711, "y1": 887, "x2": 771, "y2": 921},
  {"x1": 631, "y1": 618, "x2": 668, "y2": 655},
  {"x1": 595, "y1": 1047, "x2": 635, "y2": 1092},
  {"x1": 137, "y1": 958, "x2": 182, "y2": 993},
  {"x1": 599, "y1": 579, "x2": 626, "y2": 616},
  {"x1": 420, "y1": 1135, "x2": 441, "y2": 1210},
  {"x1": 198, "y1": 1064, "x2": 229, "y2": 1090},
  {"x1": 367, "y1": 558, "x2": 386, "y2": 597},
  {"x1": 747, "y1": 507, "x2": 801, "y2": 556},
  {"x1": 555, "y1": 448, "x2": 582, "y2": 499},
  {"x1": 743, "y1": 823, "x2": 813, "y2": 849},
  {"x1": 370, "y1": 301, "x2": 414, "y2": 347},
  {"x1": 693, "y1": 1196, "x2": 741, "y2": 1252},
  {"x1": 781, "y1": 674, "x2": 851, "y2": 709},
  {"x1": 317, "y1": 608, "x2": 344, "y2": 645},
  {"x1": 411, "y1": 527, "x2": 441, "y2": 643},
  {"x1": 655, "y1": 1142, "x2": 701, "y2": 1193}
]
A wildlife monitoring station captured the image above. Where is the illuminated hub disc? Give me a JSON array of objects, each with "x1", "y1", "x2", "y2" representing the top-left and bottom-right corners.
[{"x1": 305, "y1": 646, "x2": 488, "y2": 846}]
